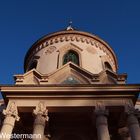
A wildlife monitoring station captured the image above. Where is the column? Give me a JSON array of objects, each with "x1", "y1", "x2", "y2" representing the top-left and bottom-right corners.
[
  {"x1": 33, "y1": 102, "x2": 49, "y2": 140},
  {"x1": 0, "y1": 102, "x2": 19, "y2": 140},
  {"x1": 95, "y1": 105, "x2": 110, "y2": 140},
  {"x1": 125, "y1": 107, "x2": 140, "y2": 140}
]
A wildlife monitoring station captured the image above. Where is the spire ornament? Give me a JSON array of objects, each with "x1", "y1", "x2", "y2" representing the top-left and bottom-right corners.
[{"x1": 66, "y1": 21, "x2": 74, "y2": 31}]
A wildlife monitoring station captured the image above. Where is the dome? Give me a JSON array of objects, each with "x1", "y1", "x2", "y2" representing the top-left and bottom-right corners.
[{"x1": 24, "y1": 28, "x2": 118, "y2": 75}]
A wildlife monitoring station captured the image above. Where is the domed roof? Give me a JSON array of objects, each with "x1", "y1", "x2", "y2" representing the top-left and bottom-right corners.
[{"x1": 24, "y1": 27, "x2": 118, "y2": 75}]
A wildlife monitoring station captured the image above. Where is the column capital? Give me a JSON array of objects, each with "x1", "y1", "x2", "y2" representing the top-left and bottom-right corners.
[
  {"x1": 125, "y1": 104, "x2": 140, "y2": 131},
  {"x1": 33, "y1": 102, "x2": 49, "y2": 121},
  {"x1": 126, "y1": 108, "x2": 140, "y2": 117},
  {"x1": 95, "y1": 101, "x2": 109, "y2": 116},
  {"x1": 3, "y1": 101, "x2": 20, "y2": 121},
  {"x1": 125, "y1": 102, "x2": 140, "y2": 118},
  {"x1": 95, "y1": 109, "x2": 109, "y2": 116}
]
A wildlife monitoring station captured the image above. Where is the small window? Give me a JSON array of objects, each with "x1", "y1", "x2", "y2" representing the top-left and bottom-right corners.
[
  {"x1": 104, "y1": 62, "x2": 113, "y2": 71},
  {"x1": 28, "y1": 60, "x2": 37, "y2": 71},
  {"x1": 63, "y1": 50, "x2": 79, "y2": 65},
  {"x1": 61, "y1": 76, "x2": 80, "y2": 84}
]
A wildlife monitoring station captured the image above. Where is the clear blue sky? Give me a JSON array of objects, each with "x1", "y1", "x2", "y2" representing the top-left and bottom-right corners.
[{"x1": 0, "y1": 0, "x2": 140, "y2": 84}]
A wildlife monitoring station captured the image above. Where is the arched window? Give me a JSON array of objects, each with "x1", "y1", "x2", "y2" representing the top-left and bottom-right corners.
[
  {"x1": 28, "y1": 60, "x2": 37, "y2": 71},
  {"x1": 63, "y1": 50, "x2": 79, "y2": 65},
  {"x1": 104, "y1": 62, "x2": 113, "y2": 71}
]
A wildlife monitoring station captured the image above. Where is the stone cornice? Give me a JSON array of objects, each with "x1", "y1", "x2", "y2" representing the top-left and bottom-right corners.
[
  {"x1": 1, "y1": 85, "x2": 139, "y2": 109},
  {"x1": 24, "y1": 30, "x2": 118, "y2": 72},
  {"x1": 0, "y1": 84, "x2": 140, "y2": 93},
  {"x1": 1, "y1": 84, "x2": 139, "y2": 107}
]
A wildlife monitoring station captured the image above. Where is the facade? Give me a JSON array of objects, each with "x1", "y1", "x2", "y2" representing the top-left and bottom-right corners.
[{"x1": 0, "y1": 25, "x2": 140, "y2": 140}]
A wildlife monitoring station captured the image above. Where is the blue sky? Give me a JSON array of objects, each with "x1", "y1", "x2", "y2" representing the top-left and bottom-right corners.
[{"x1": 0, "y1": 0, "x2": 140, "y2": 84}]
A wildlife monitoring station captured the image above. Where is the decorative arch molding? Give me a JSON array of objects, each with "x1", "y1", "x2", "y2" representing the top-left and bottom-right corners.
[
  {"x1": 58, "y1": 43, "x2": 83, "y2": 68},
  {"x1": 24, "y1": 32, "x2": 118, "y2": 72},
  {"x1": 58, "y1": 43, "x2": 83, "y2": 53}
]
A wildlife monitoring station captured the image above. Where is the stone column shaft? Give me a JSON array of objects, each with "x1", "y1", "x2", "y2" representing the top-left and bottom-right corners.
[
  {"x1": 96, "y1": 114, "x2": 110, "y2": 140},
  {"x1": 127, "y1": 114, "x2": 140, "y2": 140},
  {"x1": 32, "y1": 102, "x2": 49, "y2": 140},
  {"x1": 33, "y1": 114, "x2": 46, "y2": 140},
  {"x1": 0, "y1": 115, "x2": 16, "y2": 140}
]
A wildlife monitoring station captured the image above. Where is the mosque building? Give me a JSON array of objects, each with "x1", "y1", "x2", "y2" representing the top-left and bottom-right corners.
[{"x1": 0, "y1": 25, "x2": 140, "y2": 140}]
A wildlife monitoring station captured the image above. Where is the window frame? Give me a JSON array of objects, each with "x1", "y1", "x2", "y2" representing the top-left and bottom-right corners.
[
  {"x1": 27, "y1": 60, "x2": 38, "y2": 71},
  {"x1": 104, "y1": 61, "x2": 113, "y2": 71},
  {"x1": 63, "y1": 50, "x2": 79, "y2": 65}
]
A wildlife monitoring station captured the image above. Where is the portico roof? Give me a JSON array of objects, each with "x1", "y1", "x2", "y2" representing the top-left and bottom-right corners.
[{"x1": 1, "y1": 84, "x2": 140, "y2": 105}]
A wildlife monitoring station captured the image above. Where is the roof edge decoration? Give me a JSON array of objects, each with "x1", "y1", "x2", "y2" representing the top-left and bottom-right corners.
[{"x1": 24, "y1": 30, "x2": 118, "y2": 72}]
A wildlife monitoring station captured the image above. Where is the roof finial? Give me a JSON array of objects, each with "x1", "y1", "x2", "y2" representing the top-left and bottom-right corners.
[
  {"x1": 66, "y1": 21, "x2": 74, "y2": 31},
  {"x1": 69, "y1": 21, "x2": 72, "y2": 26}
]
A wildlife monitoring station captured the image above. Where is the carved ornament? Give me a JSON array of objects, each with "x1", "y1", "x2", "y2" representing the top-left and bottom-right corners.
[
  {"x1": 26, "y1": 34, "x2": 116, "y2": 71},
  {"x1": 45, "y1": 46, "x2": 56, "y2": 55},
  {"x1": 95, "y1": 101, "x2": 109, "y2": 116},
  {"x1": 3, "y1": 101, "x2": 20, "y2": 121},
  {"x1": 125, "y1": 100, "x2": 140, "y2": 117},
  {"x1": 33, "y1": 102, "x2": 49, "y2": 121}
]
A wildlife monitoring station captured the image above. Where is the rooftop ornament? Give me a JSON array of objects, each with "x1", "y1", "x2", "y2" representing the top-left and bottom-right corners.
[{"x1": 66, "y1": 21, "x2": 74, "y2": 31}]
